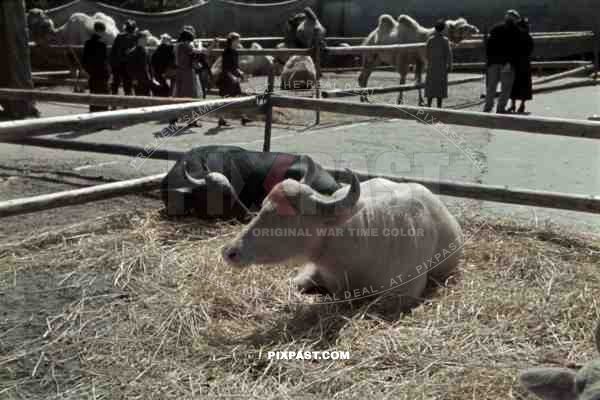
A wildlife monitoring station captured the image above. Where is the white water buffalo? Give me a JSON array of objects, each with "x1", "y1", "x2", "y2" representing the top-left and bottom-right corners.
[
  {"x1": 222, "y1": 159, "x2": 464, "y2": 304},
  {"x1": 520, "y1": 322, "x2": 600, "y2": 400}
]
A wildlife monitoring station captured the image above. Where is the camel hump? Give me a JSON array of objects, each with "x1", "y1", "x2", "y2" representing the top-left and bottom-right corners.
[
  {"x1": 396, "y1": 14, "x2": 421, "y2": 30},
  {"x1": 452, "y1": 17, "x2": 468, "y2": 26},
  {"x1": 377, "y1": 14, "x2": 397, "y2": 32}
]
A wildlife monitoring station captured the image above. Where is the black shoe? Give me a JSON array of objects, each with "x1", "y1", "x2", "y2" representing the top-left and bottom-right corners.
[
  {"x1": 517, "y1": 104, "x2": 526, "y2": 114},
  {"x1": 241, "y1": 116, "x2": 251, "y2": 126},
  {"x1": 218, "y1": 118, "x2": 230, "y2": 127}
]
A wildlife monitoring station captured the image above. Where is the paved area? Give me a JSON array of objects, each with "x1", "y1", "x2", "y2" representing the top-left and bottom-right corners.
[{"x1": 1, "y1": 71, "x2": 599, "y2": 238}]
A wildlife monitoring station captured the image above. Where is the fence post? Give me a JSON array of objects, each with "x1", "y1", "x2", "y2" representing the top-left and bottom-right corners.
[
  {"x1": 594, "y1": 27, "x2": 599, "y2": 81},
  {"x1": 314, "y1": 34, "x2": 322, "y2": 125},
  {"x1": 481, "y1": 27, "x2": 488, "y2": 99},
  {"x1": 263, "y1": 63, "x2": 275, "y2": 152}
]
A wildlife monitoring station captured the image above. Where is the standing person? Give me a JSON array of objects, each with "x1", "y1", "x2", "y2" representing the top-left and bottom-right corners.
[
  {"x1": 170, "y1": 27, "x2": 208, "y2": 127},
  {"x1": 110, "y1": 20, "x2": 137, "y2": 98},
  {"x1": 217, "y1": 32, "x2": 251, "y2": 127},
  {"x1": 425, "y1": 20, "x2": 453, "y2": 108},
  {"x1": 82, "y1": 21, "x2": 110, "y2": 112},
  {"x1": 127, "y1": 31, "x2": 153, "y2": 96},
  {"x1": 151, "y1": 34, "x2": 176, "y2": 97},
  {"x1": 508, "y1": 17, "x2": 534, "y2": 114},
  {"x1": 483, "y1": 10, "x2": 521, "y2": 113},
  {"x1": 193, "y1": 43, "x2": 213, "y2": 99}
]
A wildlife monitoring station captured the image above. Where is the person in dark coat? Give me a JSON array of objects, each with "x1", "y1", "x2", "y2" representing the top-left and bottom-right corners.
[
  {"x1": 217, "y1": 32, "x2": 251, "y2": 127},
  {"x1": 110, "y1": 20, "x2": 137, "y2": 97},
  {"x1": 82, "y1": 21, "x2": 110, "y2": 112},
  {"x1": 425, "y1": 20, "x2": 453, "y2": 108},
  {"x1": 483, "y1": 10, "x2": 522, "y2": 113},
  {"x1": 127, "y1": 31, "x2": 153, "y2": 96},
  {"x1": 193, "y1": 48, "x2": 213, "y2": 99},
  {"x1": 151, "y1": 34, "x2": 176, "y2": 97},
  {"x1": 508, "y1": 18, "x2": 534, "y2": 114}
]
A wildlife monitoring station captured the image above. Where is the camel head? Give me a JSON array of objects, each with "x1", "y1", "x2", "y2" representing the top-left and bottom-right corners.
[
  {"x1": 27, "y1": 8, "x2": 57, "y2": 44},
  {"x1": 445, "y1": 18, "x2": 479, "y2": 43}
]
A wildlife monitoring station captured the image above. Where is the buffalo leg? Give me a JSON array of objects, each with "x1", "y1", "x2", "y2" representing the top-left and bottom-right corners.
[{"x1": 292, "y1": 264, "x2": 329, "y2": 294}]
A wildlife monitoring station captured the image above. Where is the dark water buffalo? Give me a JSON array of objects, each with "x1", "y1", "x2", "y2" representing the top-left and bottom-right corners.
[{"x1": 160, "y1": 145, "x2": 340, "y2": 220}]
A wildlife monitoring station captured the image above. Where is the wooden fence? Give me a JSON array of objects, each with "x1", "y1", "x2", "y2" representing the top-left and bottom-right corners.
[{"x1": 0, "y1": 30, "x2": 598, "y2": 218}]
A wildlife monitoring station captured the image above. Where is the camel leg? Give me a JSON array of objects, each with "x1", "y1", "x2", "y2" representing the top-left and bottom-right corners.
[
  {"x1": 396, "y1": 60, "x2": 408, "y2": 105},
  {"x1": 358, "y1": 55, "x2": 375, "y2": 103}
]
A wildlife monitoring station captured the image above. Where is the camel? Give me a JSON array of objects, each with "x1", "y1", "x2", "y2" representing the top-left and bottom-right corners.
[
  {"x1": 139, "y1": 30, "x2": 160, "y2": 47},
  {"x1": 358, "y1": 14, "x2": 479, "y2": 105},
  {"x1": 27, "y1": 9, "x2": 118, "y2": 45},
  {"x1": 210, "y1": 41, "x2": 278, "y2": 79},
  {"x1": 274, "y1": 7, "x2": 326, "y2": 68}
]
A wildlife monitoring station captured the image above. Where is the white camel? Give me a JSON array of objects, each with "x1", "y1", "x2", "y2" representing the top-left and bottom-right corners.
[
  {"x1": 27, "y1": 9, "x2": 118, "y2": 45},
  {"x1": 358, "y1": 14, "x2": 479, "y2": 105}
]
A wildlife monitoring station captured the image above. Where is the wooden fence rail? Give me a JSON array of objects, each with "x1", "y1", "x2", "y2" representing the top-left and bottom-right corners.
[
  {"x1": 4, "y1": 138, "x2": 600, "y2": 216},
  {"x1": 271, "y1": 95, "x2": 600, "y2": 140},
  {"x1": 0, "y1": 88, "x2": 204, "y2": 107},
  {"x1": 328, "y1": 168, "x2": 600, "y2": 214},
  {"x1": 0, "y1": 96, "x2": 256, "y2": 141},
  {"x1": 0, "y1": 173, "x2": 165, "y2": 218},
  {"x1": 321, "y1": 76, "x2": 483, "y2": 98},
  {"x1": 29, "y1": 31, "x2": 594, "y2": 56},
  {"x1": 322, "y1": 60, "x2": 594, "y2": 74}
]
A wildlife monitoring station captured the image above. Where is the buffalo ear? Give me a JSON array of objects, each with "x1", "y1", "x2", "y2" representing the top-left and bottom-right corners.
[{"x1": 519, "y1": 367, "x2": 577, "y2": 400}]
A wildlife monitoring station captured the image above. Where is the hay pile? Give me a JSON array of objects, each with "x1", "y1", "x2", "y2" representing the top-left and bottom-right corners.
[{"x1": 0, "y1": 208, "x2": 599, "y2": 399}]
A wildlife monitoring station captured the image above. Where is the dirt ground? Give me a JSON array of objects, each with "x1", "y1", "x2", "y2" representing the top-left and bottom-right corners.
[{"x1": 0, "y1": 204, "x2": 599, "y2": 399}]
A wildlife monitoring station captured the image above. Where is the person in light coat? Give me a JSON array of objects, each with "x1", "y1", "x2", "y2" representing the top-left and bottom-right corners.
[
  {"x1": 169, "y1": 26, "x2": 208, "y2": 127},
  {"x1": 425, "y1": 20, "x2": 453, "y2": 108}
]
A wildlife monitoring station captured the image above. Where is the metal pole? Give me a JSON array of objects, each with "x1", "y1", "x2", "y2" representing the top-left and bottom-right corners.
[
  {"x1": 263, "y1": 64, "x2": 275, "y2": 152},
  {"x1": 593, "y1": 27, "x2": 599, "y2": 81},
  {"x1": 314, "y1": 35, "x2": 322, "y2": 125}
]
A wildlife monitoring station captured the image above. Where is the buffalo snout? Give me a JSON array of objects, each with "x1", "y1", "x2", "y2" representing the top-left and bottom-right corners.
[{"x1": 222, "y1": 244, "x2": 242, "y2": 265}]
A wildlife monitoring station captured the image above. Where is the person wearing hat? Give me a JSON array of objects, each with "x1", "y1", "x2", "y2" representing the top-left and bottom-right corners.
[
  {"x1": 425, "y1": 19, "x2": 453, "y2": 108},
  {"x1": 172, "y1": 27, "x2": 210, "y2": 98},
  {"x1": 151, "y1": 34, "x2": 176, "y2": 97},
  {"x1": 126, "y1": 30, "x2": 153, "y2": 96},
  {"x1": 109, "y1": 19, "x2": 138, "y2": 100},
  {"x1": 82, "y1": 21, "x2": 110, "y2": 112},
  {"x1": 483, "y1": 10, "x2": 522, "y2": 113},
  {"x1": 169, "y1": 26, "x2": 211, "y2": 127},
  {"x1": 508, "y1": 17, "x2": 534, "y2": 113},
  {"x1": 216, "y1": 32, "x2": 251, "y2": 127}
]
